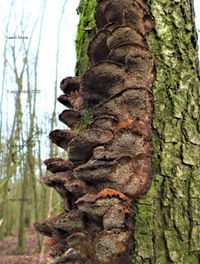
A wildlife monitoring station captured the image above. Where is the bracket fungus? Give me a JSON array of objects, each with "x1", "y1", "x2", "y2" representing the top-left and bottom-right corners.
[
  {"x1": 35, "y1": 0, "x2": 155, "y2": 263},
  {"x1": 88, "y1": 29, "x2": 111, "y2": 65},
  {"x1": 59, "y1": 109, "x2": 82, "y2": 129},
  {"x1": 44, "y1": 158, "x2": 73, "y2": 173}
]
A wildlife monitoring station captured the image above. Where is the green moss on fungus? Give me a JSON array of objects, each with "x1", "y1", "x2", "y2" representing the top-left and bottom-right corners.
[{"x1": 74, "y1": 108, "x2": 93, "y2": 132}]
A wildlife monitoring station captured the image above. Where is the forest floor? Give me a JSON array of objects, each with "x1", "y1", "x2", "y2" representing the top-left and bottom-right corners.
[{"x1": 0, "y1": 227, "x2": 51, "y2": 264}]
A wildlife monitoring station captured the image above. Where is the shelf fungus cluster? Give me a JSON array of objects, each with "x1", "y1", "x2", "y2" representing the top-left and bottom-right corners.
[{"x1": 35, "y1": 0, "x2": 155, "y2": 263}]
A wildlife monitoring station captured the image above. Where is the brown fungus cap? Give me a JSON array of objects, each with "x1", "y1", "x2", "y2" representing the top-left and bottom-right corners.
[
  {"x1": 59, "y1": 109, "x2": 81, "y2": 129},
  {"x1": 44, "y1": 159, "x2": 73, "y2": 173},
  {"x1": 60, "y1": 76, "x2": 81, "y2": 94},
  {"x1": 49, "y1": 129, "x2": 77, "y2": 151},
  {"x1": 88, "y1": 29, "x2": 111, "y2": 65}
]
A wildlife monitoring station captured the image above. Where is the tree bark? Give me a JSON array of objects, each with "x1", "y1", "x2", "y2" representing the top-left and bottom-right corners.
[
  {"x1": 77, "y1": 1, "x2": 200, "y2": 263},
  {"x1": 133, "y1": 1, "x2": 200, "y2": 263},
  {"x1": 35, "y1": 0, "x2": 200, "y2": 263}
]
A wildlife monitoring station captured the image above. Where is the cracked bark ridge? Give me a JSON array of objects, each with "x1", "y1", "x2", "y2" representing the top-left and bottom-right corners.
[{"x1": 35, "y1": 0, "x2": 155, "y2": 263}]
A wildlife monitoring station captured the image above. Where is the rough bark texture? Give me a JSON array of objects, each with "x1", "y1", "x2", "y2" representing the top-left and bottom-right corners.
[
  {"x1": 35, "y1": 0, "x2": 200, "y2": 263},
  {"x1": 132, "y1": 1, "x2": 200, "y2": 263},
  {"x1": 75, "y1": 0, "x2": 200, "y2": 263}
]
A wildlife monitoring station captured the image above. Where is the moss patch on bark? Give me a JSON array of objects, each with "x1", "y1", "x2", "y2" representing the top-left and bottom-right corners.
[{"x1": 75, "y1": 0, "x2": 97, "y2": 75}]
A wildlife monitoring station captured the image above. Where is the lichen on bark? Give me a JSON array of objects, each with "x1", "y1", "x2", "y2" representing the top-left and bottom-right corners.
[
  {"x1": 75, "y1": 0, "x2": 200, "y2": 263},
  {"x1": 133, "y1": 1, "x2": 200, "y2": 263}
]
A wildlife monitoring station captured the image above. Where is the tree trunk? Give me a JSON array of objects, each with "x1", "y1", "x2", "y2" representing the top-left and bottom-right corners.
[
  {"x1": 76, "y1": 1, "x2": 200, "y2": 263},
  {"x1": 35, "y1": 0, "x2": 200, "y2": 263},
  {"x1": 134, "y1": 1, "x2": 200, "y2": 263}
]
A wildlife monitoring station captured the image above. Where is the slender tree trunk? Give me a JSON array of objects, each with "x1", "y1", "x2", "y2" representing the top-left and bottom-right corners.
[{"x1": 17, "y1": 158, "x2": 27, "y2": 253}]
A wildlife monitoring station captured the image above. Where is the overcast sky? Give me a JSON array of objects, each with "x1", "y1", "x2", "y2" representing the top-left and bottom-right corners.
[
  {"x1": 0, "y1": 0, "x2": 79, "y2": 130},
  {"x1": 194, "y1": 0, "x2": 200, "y2": 29}
]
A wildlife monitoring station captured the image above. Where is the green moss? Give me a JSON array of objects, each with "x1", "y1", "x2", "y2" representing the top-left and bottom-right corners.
[
  {"x1": 75, "y1": 0, "x2": 97, "y2": 75},
  {"x1": 172, "y1": 89, "x2": 188, "y2": 118},
  {"x1": 183, "y1": 116, "x2": 200, "y2": 145},
  {"x1": 163, "y1": 119, "x2": 181, "y2": 143},
  {"x1": 164, "y1": 230, "x2": 184, "y2": 263},
  {"x1": 74, "y1": 108, "x2": 93, "y2": 132},
  {"x1": 182, "y1": 143, "x2": 200, "y2": 166}
]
